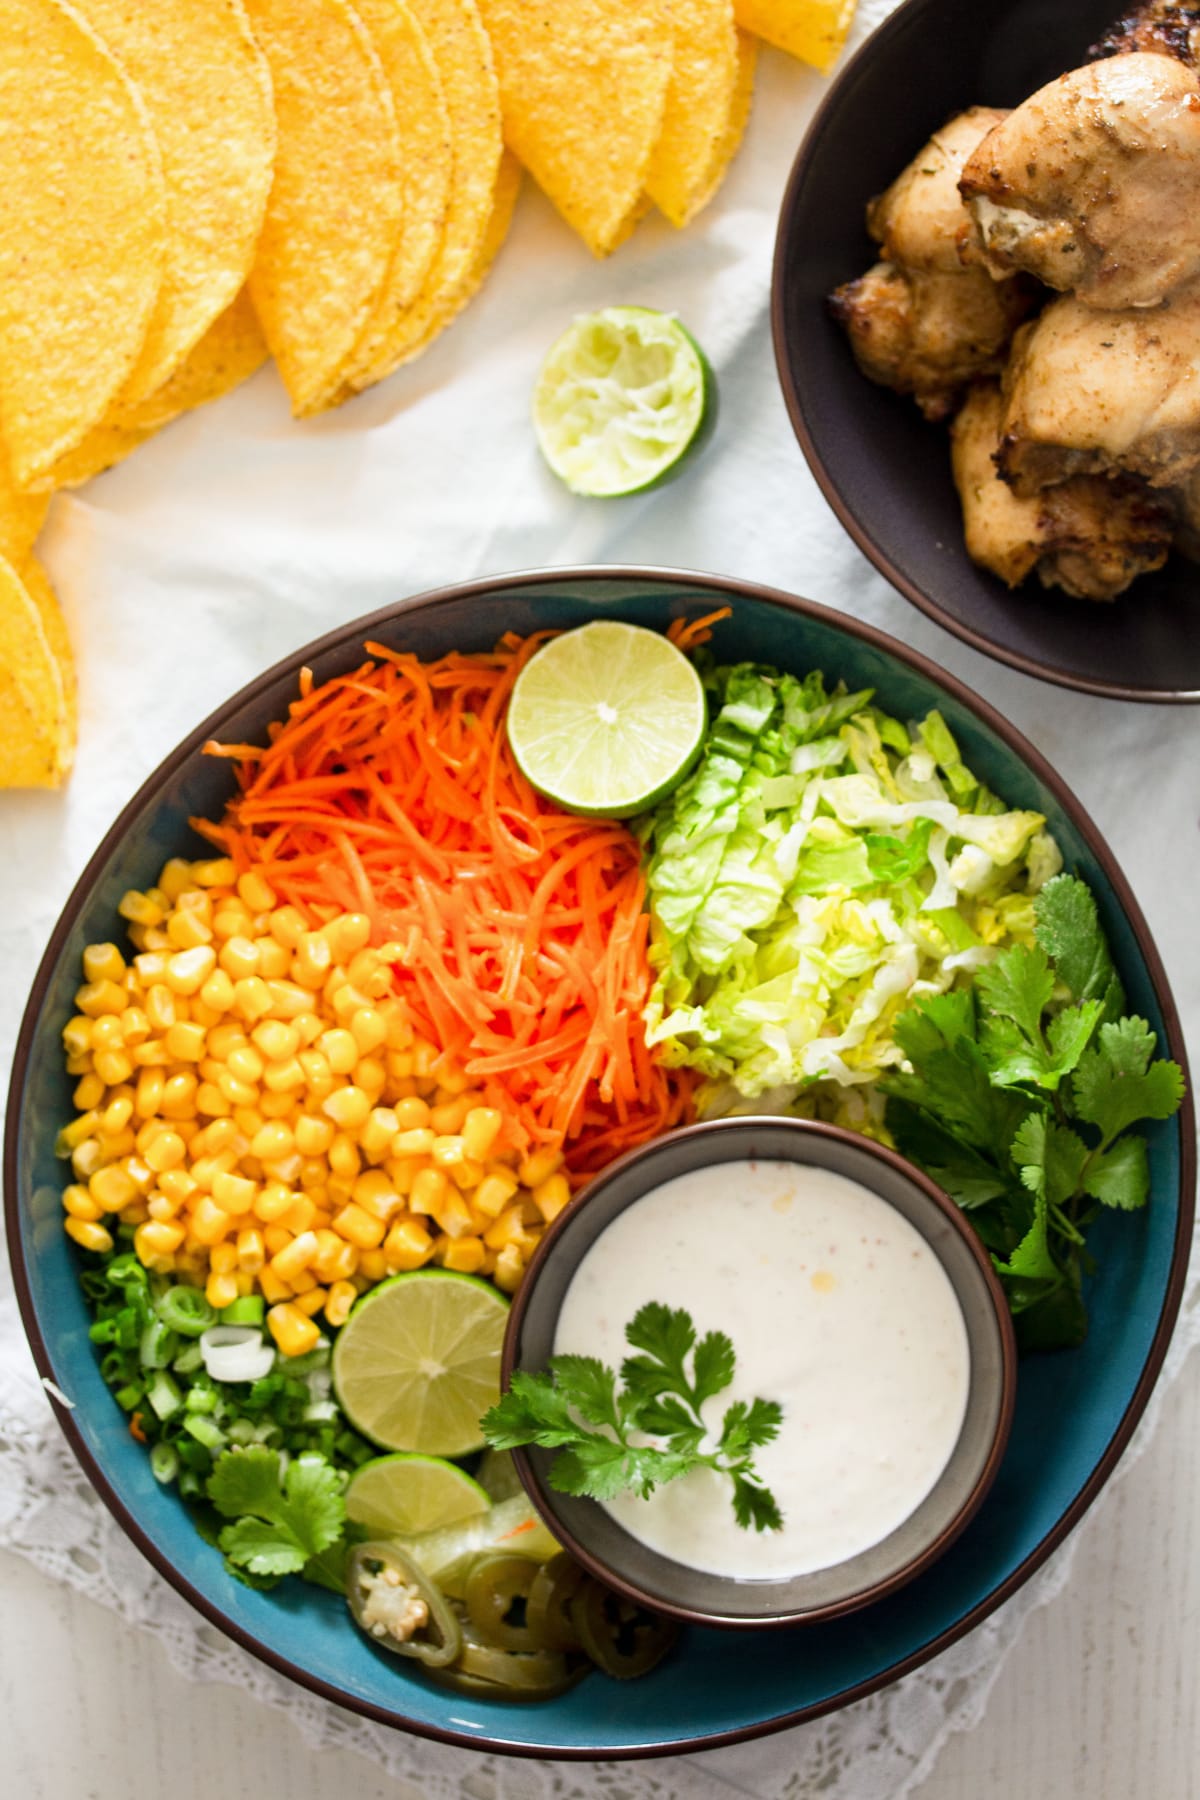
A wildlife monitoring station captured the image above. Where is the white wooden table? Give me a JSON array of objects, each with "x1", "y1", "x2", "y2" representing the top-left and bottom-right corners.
[{"x1": 2, "y1": 1328, "x2": 1197, "y2": 1799}]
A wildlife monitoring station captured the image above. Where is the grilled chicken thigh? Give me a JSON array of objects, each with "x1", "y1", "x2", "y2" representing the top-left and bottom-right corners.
[
  {"x1": 1093, "y1": 0, "x2": 1200, "y2": 64},
  {"x1": 829, "y1": 108, "x2": 1037, "y2": 420},
  {"x1": 959, "y1": 53, "x2": 1200, "y2": 310},
  {"x1": 997, "y1": 283, "x2": 1200, "y2": 493},
  {"x1": 951, "y1": 382, "x2": 1173, "y2": 597}
]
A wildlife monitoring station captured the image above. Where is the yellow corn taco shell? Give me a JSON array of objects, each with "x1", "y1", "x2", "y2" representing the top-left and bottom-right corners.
[
  {"x1": 0, "y1": 550, "x2": 73, "y2": 787},
  {"x1": 476, "y1": 0, "x2": 673, "y2": 258},
  {"x1": 244, "y1": 0, "x2": 404, "y2": 416},
  {"x1": 70, "y1": 0, "x2": 276, "y2": 405},
  {"x1": 646, "y1": 0, "x2": 747, "y2": 229},
  {"x1": 0, "y1": 0, "x2": 166, "y2": 488},
  {"x1": 733, "y1": 0, "x2": 856, "y2": 74},
  {"x1": 342, "y1": 0, "x2": 502, "y2": 388},
  {"x1": 0, "y1": 441, "x2": 50, "y2": 564}
]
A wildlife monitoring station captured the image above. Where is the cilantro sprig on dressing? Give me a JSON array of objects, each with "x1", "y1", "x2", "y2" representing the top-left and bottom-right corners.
[{"x1": 882, "y1": 875, "x2": 1184, "y2": 1351}]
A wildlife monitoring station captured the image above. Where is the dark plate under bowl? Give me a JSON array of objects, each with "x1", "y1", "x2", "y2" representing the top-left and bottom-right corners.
[
  {"x1": 5, "y1": 567, "x2": 1194, "y2": 1757},
  {"x1": 772, "y1": 0, "x2": 1200, "y2": 703}
]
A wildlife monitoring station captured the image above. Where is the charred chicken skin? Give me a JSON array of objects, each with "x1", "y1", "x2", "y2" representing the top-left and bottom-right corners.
[
  {"x1": 958, "y1": 53, "x2": 1200, "y2": 311},
  {"x1": 829, "y1": 108, "x2": 1038, "y2": 421},
  {"x1": 1092, "y1": 0, "x2": 1200, "y2": 65}
]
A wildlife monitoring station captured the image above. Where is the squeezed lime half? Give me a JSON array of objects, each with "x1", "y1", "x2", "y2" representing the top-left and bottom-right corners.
[{"x1": 533, "y1": 305, "x2": 715, "y2": 497}]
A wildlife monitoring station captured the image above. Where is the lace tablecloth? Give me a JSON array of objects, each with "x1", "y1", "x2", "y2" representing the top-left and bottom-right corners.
[{"x1": 2, "y1": 3, "x2": 1198, "y2": 1793}]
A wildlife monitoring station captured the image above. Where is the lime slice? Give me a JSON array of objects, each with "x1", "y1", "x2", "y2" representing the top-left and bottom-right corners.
[
  {"x1": 533, "y1": 305, "x2": 715, "y2": 497},
  {"x1": 506, "y1": 620, "x2": 706, "y2": 818},
  {"x1": 345, "y1": 1453, "x2": 490, "y2": 1538},
  {"x1": 331, "y1": 1270, "x2": 509, "y2": 1457}
]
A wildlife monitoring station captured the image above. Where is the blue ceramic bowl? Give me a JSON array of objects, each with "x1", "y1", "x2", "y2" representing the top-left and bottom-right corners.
[{"x1": 6, "y1": 568, "x2": 1193, "y2": 1757}]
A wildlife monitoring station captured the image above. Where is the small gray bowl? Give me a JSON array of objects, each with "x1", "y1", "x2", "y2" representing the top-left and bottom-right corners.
[{"x1": 504, "y1": 1116, "x2": 1017, "y2": 1630}]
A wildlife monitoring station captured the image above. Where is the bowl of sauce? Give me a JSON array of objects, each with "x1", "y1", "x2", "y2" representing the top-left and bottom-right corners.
[{"x1": 502, "y1": 1117, "x2": 1017, "y2": 1628}]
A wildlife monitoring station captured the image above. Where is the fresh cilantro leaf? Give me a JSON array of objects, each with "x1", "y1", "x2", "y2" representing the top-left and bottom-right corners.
[
  {"x1": 731, "y1": 1474, "x2": 784, "y2": 1534},
  {"x1": 720, "y1": 1396, "x2": 783, "y2": 1460},
  {"x1": 546, "y1": 1353, "x2": 621, "y2": 1431},
  {"x1": 481, "y1": 1304, "x2": 784, "y2": 1531},
  {"x1": 1034, "y1": 874, "x2": 1126, "y2": 1019},
  {"x1": 1071, "y1": 1018, "x2": 1186, "y2": 1146},
  {"x1": 1014, "y1": 1113, "x2": 1090, "y2": 1210},
  {"x1": 1082, "y1": 1134, "x2": 1150, "y2": 1211},
  {"x1": 624, "y1": 1302, "x2": 695, "y2": 1386},
  {"x1": 478, "y1": 1370, "x2": 581, "y2": 1449},
  {"x1": 1045, "y1": 1001, "x2": 1104, "y2": 1078},
  {"x1": 206, "y1": 1448, "x2": 344, "y2": 1585},
  {"x1": 691, "y1": 1330, "x2": 736, "y2": 1407},
  {"x1": 976, "y1": 943, "x2": 1055, "y2": 1044}
]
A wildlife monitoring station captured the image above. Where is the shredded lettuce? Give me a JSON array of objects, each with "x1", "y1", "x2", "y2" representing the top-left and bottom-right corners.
[{"x1": 640, "y1": 662, "x2": 1061, "y2": 1130}]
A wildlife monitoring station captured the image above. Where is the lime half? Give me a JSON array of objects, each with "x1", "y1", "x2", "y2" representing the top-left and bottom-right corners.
[
  {"x1": 533, "y1": 305, "x2": 715, "y2": 497},
  {"x1": 507, "y1": 620, "x2": 706, "y2": 818},
  {"x1": 345, "y1": 1453, "x2": 490, "y2": 1538},
  {"x1": 332, "y1": 1270, "x2": 508, "y2": 1457}
]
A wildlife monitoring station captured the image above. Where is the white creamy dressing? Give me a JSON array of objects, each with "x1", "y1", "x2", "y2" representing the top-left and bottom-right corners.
[{"x1": 553, "y1": 1160, "x2": 970, "y2": 1580}]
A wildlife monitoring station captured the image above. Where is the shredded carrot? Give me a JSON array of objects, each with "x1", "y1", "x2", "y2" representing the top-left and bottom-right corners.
[
  {"x1": 129, "y1": 1413, "x2": 147, "y2": 1444},
  {"x1": 196, "y1": 629, "x2": 701, "y2": 1177}
]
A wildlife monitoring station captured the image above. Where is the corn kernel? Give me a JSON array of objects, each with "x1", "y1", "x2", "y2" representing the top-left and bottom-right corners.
[
  {"x1": 518, "y1": 1148, "x2": 562, "y2": 1189},
  {"x1": 327, "y1": 1132, "x2": 361, "y2": 1182},
  {"x1": 94, "y1": 1047, "x2": 135, "y2": 1087},
  {"x1": 254, "y1": 1181, "x2": 297, "y2": 1223},
  {"x1": 73, "y1": 1072, "x2": 105, "y2": 1112},
  {"x1": 71, "y1": 1140, "x2": 104, "y2": 1180},
  {"x1": 325, "y1": 1280, "x2": 357, "y2": 1327},
  {"x1": 159, "y1": 1167, "x2": 198, "y2": 1207},
  {"x1": 283, "y1": 1195, "x2": 318, "y2": 1235},
  {"x1": 232, "y1": 976, "x2": 273, "y2": 1023},
  {"x1": 189, "y1": 1196, "x2": 232, "y2": 1244},
  {"x1": 292, "y1": 1284, "x2": 329, "y2": 1318},
  {"x1": 493, "y1": 1243, "x2": 525, "y2": 1292},
  {"x1": 410, "y1": 1166, "x2": 449, "y2": 1216},
  {"x1": 484, "y1": 1205, "x2": 533, "y2": 1252},
  {"x1": 120, "y1": 1007, "x2": 151, "y2": 1046},
  {"x1": 383, "y1": 1217, "x2": 434, "y2": 1270},
  {"x1": 356, "y1": 1055, "x2": 386, "y2": 1098},
  {"x1": 258, "y1": 1267, "x2": 291, "y2": 1305},
  {"x1": 62, "y1": 1015, "x2": 94, "y2": 1058},
  {"x1": 293, "y1": 932, "x2": 333, "y2": 989},
  {"x1": 316, "y1": 1027, "x2": 357, "y2": 1075},
  {"x1": 271, "y1": 1230, "x2": 318, "y2": 1281},
  {"x1": 146, "y1": 1194, "x2": 181, "y2": 1223},
  {"x1": 209, "y1": 1241, "x2": 239, "y2": 1275},
  {"x1": 212, "y1": 1170, "x2": 258, "y2": 1215},
  {"x1": 134, "y1": 1067, "x2": 165, "y2": 1119},
  {"x1": 195, "y1": 1081, "x2": 231, "y2": 1118},
  {"x1": 165, "y1": 1021, "x2": 206, "y2": 1063},
  {"x1": 83, "y1": 943, "x2": 127, "y2": 986},
  {"x1": 89, "y1": 1164, "x2": 138, "y2": 1213},
  {"x1": 219, "y1": 936, "x2": 262, "y2": 982},
  {"x1": 331, "y1": 1201, "x2": 386, "y2": 1250},
  {"x1": 442, "y1": 1236, "x2": 486, "y2": 1274},
  {"x1": 63, "y1": 1185, "x2": 103, "y2": 1222},
  {"x1": 293, "y1": 1112, "x2": 334, "y2": 1157},
  {"x1": 357, "y1": 1247, "x2": 389, "y2": 1283},
  {"x1": 462, "y1": 1107, "x2": 504, "y2": 1161},
  {"x1": 206, "y1": 1271, "x2": 240, "y2": 1310},
  {"x1": 262, "y1": 1056, "x2": 305, "y2": 1095},
  {"x1": 199, "y1": 969, "x2": 236, "y2": 1014},
  {"x1": 430, "y1": 1096, "x2": 470, "y2": 1135},
  {"x1": 319, "y1": 1084, "x2": 368, "y2": 1132},
  {"x1": 166, "y1": 909, "x2": 213, "y2": 952},
  {"x1": 531, "y1": 1173, "x2": 572, "y2": 1224},
  {"x1": 76, "y1": 979, "x2": 128, "y2": 1018},
  {"x1": 268, "y1": 905, "x2": 308, "y2": 949},
  {"x1": 393, "y1": 1127, "x2": 436, "y2": 1158},
  {"x1": 65, "y1": 1218, "x2": 115, "y2": 1254},
  {"x1": 255, "y1": 938, "x2": 290, "y2": 980},
  {"x1": 249, "y1": 1121, "x2": 295, "y2": 1163},
  {"x1": 135, "y1": 1220, "x2": 187, "y2": 1263},
  {"x1": 267, "y1": 1302, "x2": 321, "y2": 1358},
  {"x1": 144, "y1": 1129, "x2": 186, "y2": 1174},
  {"x1": 234, "y1": 869, "x2": 275, "y2": 912},
  {"x1": 160, "y1": 1073, "x2": 199, "y2": 1120},
  {"x1": 118, "y1": 890, "x2": 166, "y2": 928},
  {"x1": 472, "y1": 1171, "x2": 519, "y2": 1219}
]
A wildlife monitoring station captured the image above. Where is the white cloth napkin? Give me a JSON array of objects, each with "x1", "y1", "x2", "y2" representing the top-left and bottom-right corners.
[{"x1": 2, "y1": 4, "x2": 1198, "y2": 1794}]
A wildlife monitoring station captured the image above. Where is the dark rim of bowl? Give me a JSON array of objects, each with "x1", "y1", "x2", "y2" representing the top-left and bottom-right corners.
[
  {"x1": 502, "y1": 1115, "x2": 1019, "y2": 1631},
  {"x1": 5, "y1": 562, "x2": 1195, "y2": 1759},
  {"x1": 768, "y1": 0, "x2": 1200, "y2": 707}
]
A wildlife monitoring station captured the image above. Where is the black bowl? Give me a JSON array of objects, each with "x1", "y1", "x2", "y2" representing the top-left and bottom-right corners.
[{"x1": 772, "y1": 0, "x2": 1200, "y2": 703}]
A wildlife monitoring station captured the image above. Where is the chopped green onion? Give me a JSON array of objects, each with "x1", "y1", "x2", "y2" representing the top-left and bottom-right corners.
[
  {"x1": 172, "y1": 1341, "x2": 204, "y2": 1375},
  {"x1": 146, "y1": 1371, "x2": 183, "y2": 1421},
  {"x1": 183, "y1": 1414, "x2": 227, "y2": 1452},
  {"x1": 184, "y1": 1383, "x2": 219, "y2": 1416},
  {"x1": 149, "y1": 1442, "x2": 179, "y2": 1484},
  {"x1": 113, "y1": 1382, "x2": 144, "y2": 1412},
  {"x1": 219, "y1": 1295, "x2": 265, "y2": 1327},
  {"x1": 156, "y1": 1285, "x2": 216, "y2": 1338},
  {"x1": 139, "y1": 1319, "x2": 176, "y2": 1370}
]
